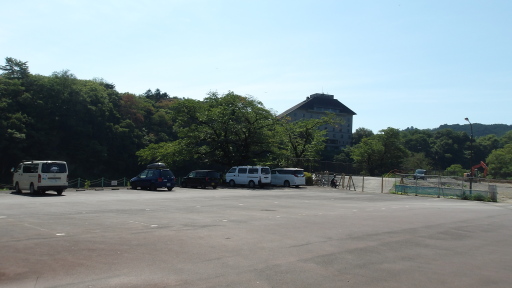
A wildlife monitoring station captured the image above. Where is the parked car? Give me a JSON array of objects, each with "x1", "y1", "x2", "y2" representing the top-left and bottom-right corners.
[
  {"x1": 271, "y1": 168, "x2": 306, "y2": 187},
  {"x1": 225, "y1": 166, "x2": 271, "y2": 188},
  {"x1": 413, "y1": 169, "x2": 427, "y2": 180},
  {"x1": 130, "y1": 163, "x2": 175, "y2": 191},
  {"x1": 181, "y1": 170, "x2": 221, "y2": 189},
  {"x1": 11, "y1": 160, "x2": 68, "y2": 195}
]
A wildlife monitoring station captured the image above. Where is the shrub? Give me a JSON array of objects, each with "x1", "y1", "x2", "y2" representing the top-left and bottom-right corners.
[
  {"x1": 304, "y1": 172, "x2": 313, "y2": 186},
  {"x1": 472, "y1": 193, "x2": 486, "y2": 201}
]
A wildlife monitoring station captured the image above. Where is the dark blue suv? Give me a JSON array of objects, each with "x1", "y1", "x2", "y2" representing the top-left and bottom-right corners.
[{"x1": 130, "y1": 163, "x2": 176, "y2": 191}]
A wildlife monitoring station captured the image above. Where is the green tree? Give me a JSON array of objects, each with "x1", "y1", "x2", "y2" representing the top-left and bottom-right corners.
[
  {"x1": 401, "y1": 152, "x2": 432, "y2": 173},
  {"x1": 500, "y1": 131, "x2": 512, "y2": 147},
  {"x1": 430, "y1": 129, "x2": 468, "y2": 171},
  {"x1": 137, "y1": 91, "x2": 276, "y2": 168},
  {"x1": 349, "y1": 137, "x2": 384, "y2": 175},
  {"x1": 444, "y1": 164, "x2": 466, "y2": 176},
  {"x1": 486, "y1": 144, "x2": 512, "y2": 179},
  {"x1": 352, "y1": 127, "x2": 374, "y2": 145},
  {"x1": 376, "y1": 127, "x2": 409, "y2": 174},
  {"x1": 401, "y1": 128, "x2": 433, "y2": 154},
  {"x1": 0, "y1": 57, "x2": 30, "y2": 80},
  {"x1": 274, "y1": 115, "x2": 337, "y2": 166},
  {"x1": 474, "y1": 134, "x2": 501, "y2": 163}
]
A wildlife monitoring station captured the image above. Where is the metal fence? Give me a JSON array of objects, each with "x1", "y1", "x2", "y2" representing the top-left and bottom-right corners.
[
  {"x1": 68, "y1": 177, "x2": 130, "y2": 189},
  {"x1": 391, "y1": 174, "x2": 498, "y2": 201}
]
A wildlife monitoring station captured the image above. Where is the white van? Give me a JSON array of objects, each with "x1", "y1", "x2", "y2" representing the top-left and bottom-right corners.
[
  {"x1": 225, "y1": 166, "x2": 271, "y2": 188},
  {"x1": 12, "y1": 160, "x2": 68, "y2": 195},
  {"x1": 271, "y1": 168, "x2": 306, "y2": 187}
]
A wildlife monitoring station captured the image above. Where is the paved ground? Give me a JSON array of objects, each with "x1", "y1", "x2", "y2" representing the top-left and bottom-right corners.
[{"x1": 1, "y1": 179, "x2": 512, "y2": 288}]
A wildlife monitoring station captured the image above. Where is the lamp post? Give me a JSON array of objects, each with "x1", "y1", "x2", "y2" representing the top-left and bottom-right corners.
[{"x1": 465, "y1": 117, "x2": 473, "y2": 194}]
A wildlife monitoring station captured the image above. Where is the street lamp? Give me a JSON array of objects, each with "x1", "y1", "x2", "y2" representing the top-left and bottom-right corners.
[{"x1": 465, "y1": 117, "x2": 473, "y2": 194}]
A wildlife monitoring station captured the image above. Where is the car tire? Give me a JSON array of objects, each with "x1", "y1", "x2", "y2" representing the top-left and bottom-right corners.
[
  {"x1": 284, "y1": 180, "x2": 290, "y2": 187},
  {"x1": 150, "y1": 183, "x2": 156, "y2": 191},
  {"x1": 14, "y1": 182, "x2": 21, "y2": 193},
  {"x1": 212, "y1": 185, "x2": 217, "y2": 189},
  {"x1": 131, "y1": 184, "x2": 138, "y2": 190},
  {"x1": 56, "y1": 190, "x2": 63, "y2": 195},
  {"x1": 229, "y1": 180, "x2": 235, "y2": 187},
  {"x1": 167, "y1": 187, "x2": 173, "y2": 191},
  {"x1": 201, "y1": 183, "x2": 206, "y2": 189},
  {"x1": 248, "y1": 180, "x2": 255, "y2": 188}
]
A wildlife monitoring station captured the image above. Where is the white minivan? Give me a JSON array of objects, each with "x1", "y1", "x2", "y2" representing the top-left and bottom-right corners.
[
  {"x1": 225, "y1": 166, "x2": 271, "y2": 188},
  {"x1": 12, "y1": 160, "x2": 68, "y2": 195},
  {"x1": 271, "y1": 168, "x2": 306, "y2": 187}
]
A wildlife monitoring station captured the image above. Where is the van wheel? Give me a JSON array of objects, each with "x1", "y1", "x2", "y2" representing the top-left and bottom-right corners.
[
  {"x1": 56, "y1": 190, "x2": 63, "y2": 195},
  {"x1": 167, "y1": 187, "x2": 173, "y2": 191},
  {"x1": 212, "y1": 185, "x2": 217, "y2": 189},
  {"x1": 229, "y1": 180, "x2": 235, "y2": 187},
  {"x1": 14, "y1": 182, "x2": 21, "y2": 193},
  {"x1": 248, "y1": 181, "x2": 255, "y2": 188},
  {"x1": 284, "y1": 180, "x2": 290, "y2": 187}
]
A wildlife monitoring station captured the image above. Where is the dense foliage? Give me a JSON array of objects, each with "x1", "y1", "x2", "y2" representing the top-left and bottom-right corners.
[
  {"x1": 347, "y1": 127, "x2": 512, "y2": 178},
  {"x1": 1, "y1": 57, "x2": 512, "y2": 182},
  {"x1": 0, "y1": 58, "x2": 332, "y2": 181}
]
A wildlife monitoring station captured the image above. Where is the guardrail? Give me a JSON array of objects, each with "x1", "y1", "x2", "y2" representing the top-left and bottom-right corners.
[{"x1": 67, "y1": 177, "x2": 129, "y2": 189}]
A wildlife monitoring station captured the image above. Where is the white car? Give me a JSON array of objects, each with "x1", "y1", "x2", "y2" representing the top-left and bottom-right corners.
[
  {"x1": 271, "y1": 168, "x2": 306, "y2": 187},
  {"x1": 12, "y1": 161, "x2": 68, "y2": 195},
  {"x1": 225, "y1": 166, "x2": 271, "y2": 188}
]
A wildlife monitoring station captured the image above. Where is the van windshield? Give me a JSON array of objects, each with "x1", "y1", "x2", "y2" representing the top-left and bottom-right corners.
[
  {"x1": 261, "y1": 168, "x2": 270, "y2": 175},
  {"x1": 41, "y1": 163, "x2": 67, "y2": 173}
]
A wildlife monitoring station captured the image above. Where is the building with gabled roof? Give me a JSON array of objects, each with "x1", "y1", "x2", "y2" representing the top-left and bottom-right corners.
[{"x1": 278, "y1": 93, "x2": 356, "y2": 150}]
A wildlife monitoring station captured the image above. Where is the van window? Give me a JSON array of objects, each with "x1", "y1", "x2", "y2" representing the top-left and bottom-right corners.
[
  {"x1": 271, "y1": 170, "x2": 277, "y2": 175},
  {"x1": 228, "y1": 167, "x2": 237, "y2": 173},
  {"x1": 23, "y1": 164, "x2": 38, "y2": 173},
  {"x1": 207, "y1": 171, "x2": 220, "y2": 178},
  {"x1": 248, "y1": 168, "x2": 258, "y2": 174},
  {"x1": 161, "y1": 170, "x2": 174, "y2": 177},
  {"x1": 261, "y1": 168, "x2": 270, "y2": 175},
  {"x1": 41, "y1": 163, "x2": 67, "y2": 173},
  {"x1": 238, "y1": 168, "x2": 247, "y2": 174},
  {"x1": 139, "y1": 170, "x2": 149, "y2": 178}
]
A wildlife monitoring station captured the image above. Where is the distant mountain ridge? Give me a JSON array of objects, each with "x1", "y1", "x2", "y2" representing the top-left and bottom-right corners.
[{"x1": 431, "y1": 123, "x2": 512, "y2": 138}]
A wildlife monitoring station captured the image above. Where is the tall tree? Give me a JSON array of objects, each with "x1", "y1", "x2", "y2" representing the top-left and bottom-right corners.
[
  {"x1": 136, "y1": 91, "x2": 276, "y2": 168},
  {"x1": 0, "y1": 57, "x2": 30, "y2": 80},
  {"x1": 274, "y1": 115, "x2": 336, "y2": 166},
  {"x1": 349, "y1": 137, "x2": 384, "y2": 175},
  {"x1": 352, "y1": 127, "x2": 374, "y2": 145},
  {"x1": 376, "y1": 127, "x2": 409, "y2": 173},
  {"x1": 486, "y1": 144, "x2": 512, "y2": 179}
]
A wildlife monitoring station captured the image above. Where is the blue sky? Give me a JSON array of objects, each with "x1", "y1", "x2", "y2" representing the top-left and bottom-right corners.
[{"x1": 2, "y1": 0, "x2": 511, "y2": 133}]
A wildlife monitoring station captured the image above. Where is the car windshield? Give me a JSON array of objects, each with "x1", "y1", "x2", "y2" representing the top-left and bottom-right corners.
[
  {"x1": 415, "y1": 169, "x2": 426, "y2": 175},
  {"x1": 261, "y1": 168, "x2": 270, "y2": 175}
]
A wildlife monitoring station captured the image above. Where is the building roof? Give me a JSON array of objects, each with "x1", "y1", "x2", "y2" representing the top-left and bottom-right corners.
[{"x1": 278, "y1": 93, "x2": 356, "y2": 117}]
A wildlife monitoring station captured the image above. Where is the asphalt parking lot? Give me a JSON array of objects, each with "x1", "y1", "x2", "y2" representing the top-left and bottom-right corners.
[{"x1": 1, "y1": 183, "x2": 512, "y2": 288}]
